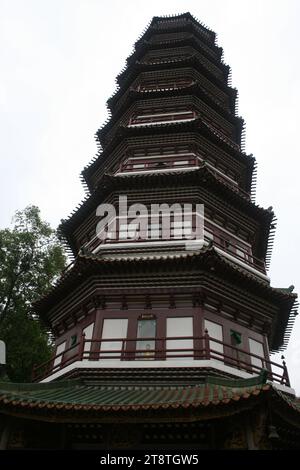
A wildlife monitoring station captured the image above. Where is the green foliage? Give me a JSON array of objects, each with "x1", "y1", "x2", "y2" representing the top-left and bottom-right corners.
[{"x1": 0, "y1": 206, "x2": 66, "y2": 382}]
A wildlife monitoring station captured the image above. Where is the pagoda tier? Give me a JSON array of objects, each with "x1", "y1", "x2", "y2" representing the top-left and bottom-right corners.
[
  {"x1": 107, "y1": 59, "x2": 238, "y2": 115},
  {"x1": 97, "y1": 94, "x2": 243, "y2": 148},
  {"x1": 34, "y1": 13, "x2": 296, "y2": 391},
  {"x1": 127, "y1": 35, "x2": 228, "y2": 76},
  {"x1": 115, "y1": 44, "x2": 230, "y2": 96},
  {"x1": 82, "y1": 120, "x2": 253, "y2": 194},
  {"x1": 60, "y1": 167, "x2": 273, "y2": 264}
]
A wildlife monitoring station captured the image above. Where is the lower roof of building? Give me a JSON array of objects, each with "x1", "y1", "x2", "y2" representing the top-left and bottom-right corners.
[{"x1": 0, "y1": 371, "x2": 299, "y2": 424}]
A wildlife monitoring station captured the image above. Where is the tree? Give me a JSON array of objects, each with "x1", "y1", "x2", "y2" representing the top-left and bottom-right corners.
[{"x1": 0, "y1": 206, "x2": 66, "y2": 382}]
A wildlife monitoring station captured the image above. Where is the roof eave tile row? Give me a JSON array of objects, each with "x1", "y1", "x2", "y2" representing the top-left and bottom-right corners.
[{"x1": 0, "y1": 372, "x2": 299, "y2": 420}]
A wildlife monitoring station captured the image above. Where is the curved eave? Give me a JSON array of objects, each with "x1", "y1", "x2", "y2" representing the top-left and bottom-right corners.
[
  {"x1": 7, "y1": 373, "x2": 300, "y2": 423},
  {"x1": 0, "y1": 384, "x2": 271, "y2": 417},
  {"x1": 271, "y1": 291, "x2": 299, "y2": 352},
  {"x1": 2, "y1": 381, "x2": 300, "y2": 425},
  {"x1": 101, "y1": 85, "x2": 243, "y2": 147}
]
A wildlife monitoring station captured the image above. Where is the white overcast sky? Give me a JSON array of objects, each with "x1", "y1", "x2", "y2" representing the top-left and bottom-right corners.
[{"x1": 0, "y1": 0, "x2": 299, "y2": 392}]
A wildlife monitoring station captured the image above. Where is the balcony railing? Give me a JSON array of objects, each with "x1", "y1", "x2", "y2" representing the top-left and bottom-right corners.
[
  {"x1": 204, "y1": 226, "x2": 266, "y2": 274},
  {"x1": 32, "y1": 331, "x2": 290, "y2": 386},
  {"x1": 116, "y1": 152, "x2": 250, "y2": 199},
  {"x1": 142, "y1": 53, "x2": 192, "y2": 65},
  {"x1": 82, "y1": 217, "x2": 265, "y2": 275},
  {"x1": 117, "y1": 153, "x2": 199, "y2": 172},
  {"x1": 128, "y1": 110, "x2": 196, "y2": 126},
  {"x1": 137, "y1": 78, "x2": 194, "y2": 93}
]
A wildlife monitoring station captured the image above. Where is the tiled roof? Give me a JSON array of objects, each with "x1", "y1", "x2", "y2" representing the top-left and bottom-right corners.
[
  {"x1": 0, "y1": 374, "x2": 272, "y2": 413},
  {"x1": 0, "y1": 373, "x2": 299, "y2": 417}
]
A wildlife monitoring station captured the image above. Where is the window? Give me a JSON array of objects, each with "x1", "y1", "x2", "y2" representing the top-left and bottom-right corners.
[
  {"x1": 53, "y1": 341, "x2": 66, "y2": 368},
  {"x1": 136, "y1": 319, "x2": 157, "y2": 359},
  {"x1": 235, "y1": 247, "x2": 244, "y2": 258},
  {"x1": 70, "y1": 335, "x2": 77, "y2": 347},
  {"x1": 249, "y1": 338, "x2": 264, "y2": 370},
  {"x1": 224, "y1": 239, "x2": 231, "y2": 250},
  {"x1": 204, "y1": 319, "x2": 224, "y2": 361},
  {"x1": 83, "y1": 323, "x2": 94, "y2": 353},
  {"x1": 173, "y1": 160, "x2": 189, "y2": 166},
  {"x1": 138, "y1": 77, "x2": 192, "y2": 92},
  {"x1": 166, "y1": 317, "x2": 193, "y2": 360},
  {"x1": 150, "y1": 223, "x2": 160, "y2": 239},
  {"x1": 119, "y1": 222, "x2": 140, "y2": 240},
  {"x1": 143, "y1": 52, "x2": 191, "y2": 64},
  {"x1": 128, "y1": 110, "x2": 195, "y2": 127},
  {"x1": 132, "y1": 163, "x2": 145, "y2": 169},
  {"x1": 230, "y1": 330, "x2": 242, "y2": 346},
  {"x1": 118, "y1": 153, "x2": 197, "y2": 174},
  {"x1": 100, "y1": 319, "x2": 128, "y2": 359},
  {"x1": 171, "y1": 220, "x2": 192, "y2": 238},
  {"x1": 230, "y1": 330, "x2": 249, "y2": 369}
]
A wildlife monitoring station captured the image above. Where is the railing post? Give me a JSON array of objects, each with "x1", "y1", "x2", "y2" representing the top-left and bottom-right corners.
[
  {"x1": 79, "y1": 333, "x2": 86, "y2": 361},
  {"x1": 158, "y1": 337, "x2": 165, "y2": 360},
  {"x1": 121, "y1": 339, "x2": 125, "y2": 361},
  {"x1": 204, "y1": 329, "x2": 210, "y2": 360},
  {"x1": 98, "y1": 339, "x2": 101, "y2": 361},
  {"x1": 281, "y1": 355, "x2": 291, "y2": 387}
]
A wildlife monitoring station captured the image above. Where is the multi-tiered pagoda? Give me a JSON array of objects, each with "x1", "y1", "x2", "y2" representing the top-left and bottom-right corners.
[{"x1": 0, "y1": 13, "x2": 299, "y2": 450}]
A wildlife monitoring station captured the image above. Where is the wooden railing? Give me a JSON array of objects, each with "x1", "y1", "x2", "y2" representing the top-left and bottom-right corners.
[
  {"x1": 32, "y1": 332, "x2": 290, "y2": 386},
  {"x1": 118, "y1": 154, "x2": 199, "y2": 172},
  {"x1": 128, "y1": 111, "x2": 196, "y2": 126},
  {"x1": 137, "y1": 79, "x2": 194, "y2": 92},
  {"x1": 82, "y1": 218, "x2": 265, "y2": 274},
  {"x1": 116, "y1": 153, "x2": 251, "y2": 200},
  {"x1": 203, "y1": 226, "x2": 266, "y2": 273}
]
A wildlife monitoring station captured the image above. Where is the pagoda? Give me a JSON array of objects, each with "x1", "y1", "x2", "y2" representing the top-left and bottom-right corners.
[{"x1": 0, "y1": 13, "x2": 300, "y2": 450}]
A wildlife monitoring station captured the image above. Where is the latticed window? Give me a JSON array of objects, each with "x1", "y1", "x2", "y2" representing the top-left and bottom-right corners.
[
  {"x1": 128, "y1": 107, "x2": 196, "y2": 126},
  {"x1": 118, "y1": 153, "x2": 199, "y2": 173},
  {"x1": 150, "y1": 32, "x2": 191, "y2": 43},
  {"x1": 143, "y1": 53, "x2": 191, "y2": 64},
  {"x1": 155, "y1": 18, "x2": 189, "y2": 28},
  {"x1": 138, "y1": 77, "x2": 193, "y2": 92},
  {"x1": 142, "y1": 48, "x2": 192, "y2": 64},
  {"x1": 131, "y1": 143, "x2": 192, "y2": 156}
]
